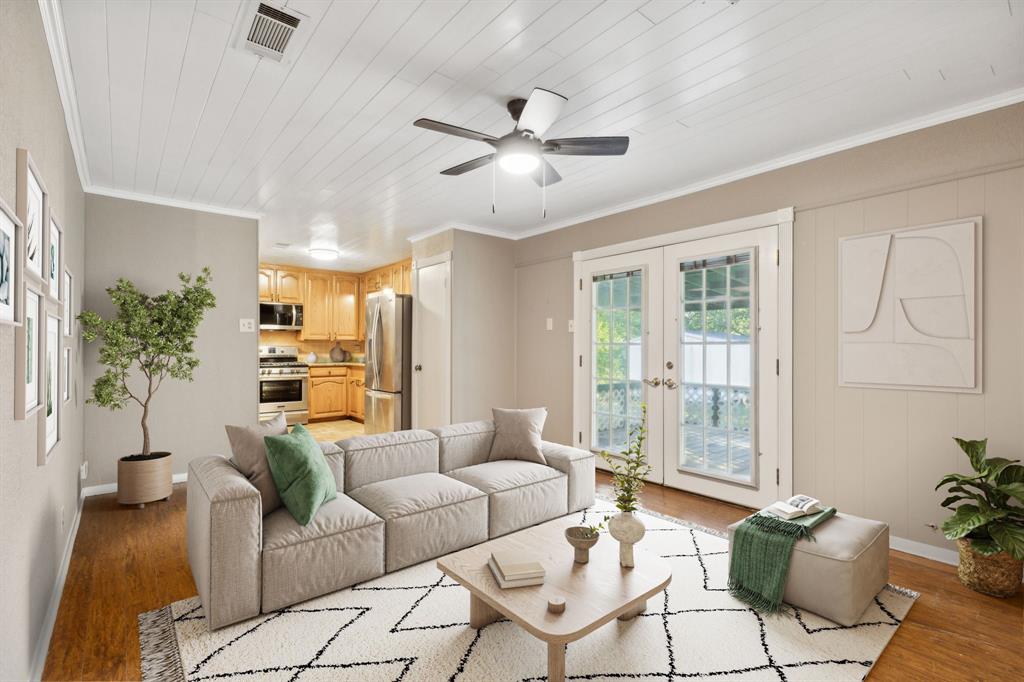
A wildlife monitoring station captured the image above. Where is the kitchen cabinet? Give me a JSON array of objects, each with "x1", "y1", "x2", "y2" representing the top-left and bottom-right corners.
[
  {"x1": 348, "y1": 370, "x2": 365, "y2": 420},
  {"x1": 259, "y1": 265, "x2": 305, "y2": 303},
  {"x1": 401, "y1": 262, "x2": 412, "y2": 294},
  {"x1": 309, "y1": 375, "x2": 348, "y2": 419},
  {"x1": 331, "y1": 275, "x2": 359, "y2": 340},
  {"x1": 302, "y1": 273, "x2": 333, "y2": 340}
]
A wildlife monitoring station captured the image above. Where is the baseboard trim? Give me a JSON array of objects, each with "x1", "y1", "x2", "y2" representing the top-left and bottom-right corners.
[
  {"x1": 82, "y1": 472, "x2": 188, "y2": 498},
  {"x1": 890, "y1": 535, "x2": 958, "y2": 566},
  {"x1": 29, "y1": 494, "x2": 84, "y2": 682}
]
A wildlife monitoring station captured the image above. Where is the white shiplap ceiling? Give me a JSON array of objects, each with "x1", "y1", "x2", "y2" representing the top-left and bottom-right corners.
[{"x1": 54, "y1": 0, "x2": 1024, "y2": 270}]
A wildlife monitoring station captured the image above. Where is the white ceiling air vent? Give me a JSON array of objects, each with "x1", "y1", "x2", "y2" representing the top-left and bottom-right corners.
[{"x1": 239, "y1": 2, "x2": 302, "y2": 62}]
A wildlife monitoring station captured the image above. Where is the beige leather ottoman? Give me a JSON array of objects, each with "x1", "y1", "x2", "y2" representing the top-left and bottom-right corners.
[{"x1": 727, "y1": 512, "x2": 889, "y2": 626}]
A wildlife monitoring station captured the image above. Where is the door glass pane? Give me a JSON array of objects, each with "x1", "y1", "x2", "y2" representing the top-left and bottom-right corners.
[
  {"x1": 678, "y1": 251, "x2": 756, "y2": 483},
  {"x1": 592, "y1": 270, "x2": 643, "y2": 454}
]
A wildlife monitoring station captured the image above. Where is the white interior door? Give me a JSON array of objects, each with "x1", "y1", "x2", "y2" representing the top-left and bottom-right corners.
[
  {"x1": 574, "y1": 249, "x2": 664, "y2": 484},
  {"x1": 661, "y1": 227, "x2": 779, "y2": 508},
  {"x1": 412, "y1": 258, "x2": 451, "y2": 430}
]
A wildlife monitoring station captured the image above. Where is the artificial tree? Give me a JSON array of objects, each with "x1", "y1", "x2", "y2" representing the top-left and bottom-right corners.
[{"x1": 79, "y1": 268, "x2": 216, "y2": 457}]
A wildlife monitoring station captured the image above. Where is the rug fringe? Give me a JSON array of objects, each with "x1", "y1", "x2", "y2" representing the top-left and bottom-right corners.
[{"x1": 139, "y1": 605, "x2": 186, "y2": 682}]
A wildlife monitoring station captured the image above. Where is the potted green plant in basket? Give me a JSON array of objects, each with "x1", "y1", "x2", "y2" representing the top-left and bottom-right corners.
[
  {"x1": 79, "y1": 269, "x2": 216, "y2": 508},
  {"x1": 936, "y1": 438, "x2": 1024, "y2": 597}
]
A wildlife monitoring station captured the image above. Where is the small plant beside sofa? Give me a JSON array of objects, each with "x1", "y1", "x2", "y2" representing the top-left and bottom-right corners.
[{"x1": 937, "y1": 437, "x2": 1024, "y2": 597}]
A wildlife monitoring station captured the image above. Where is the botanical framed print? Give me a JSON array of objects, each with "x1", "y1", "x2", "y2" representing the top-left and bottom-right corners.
[
  {"x1": 16, "y1": 287, "x2": 43, "y2": 419},
  {"x1": 63, "y1": 269, "x2": 73, "y2": 335},
  {"x1": 44, "y1": 311, "x2": 61, "y2": 456},
  {"x1": 0, "y1": 196, "x2": 20, "y2": 325},
  {"x1": 16, "y1": 149, "x2": 47, "y2": 282},
  {"x1": 47, "y1": 215, "x2": 62, "y2": 300},
  {"x1": 63, "y1": 346, "x2": 72, "y2": 403}
]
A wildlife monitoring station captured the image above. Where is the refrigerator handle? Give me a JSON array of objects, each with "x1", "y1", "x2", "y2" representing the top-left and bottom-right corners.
[{"x1": 373, "y1": 304, "x2": 384, "y2": 387}]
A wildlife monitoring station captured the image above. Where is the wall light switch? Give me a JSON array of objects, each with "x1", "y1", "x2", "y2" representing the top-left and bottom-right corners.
[
  {"x1": 239, "y1": 318, "x2": 256, "y2": 333},
  {"x1": 568, "y1": 319, "x2": 575, "y2": 333},
  {"x1": 545, "y1": 317, "x2": 553, "y2": 331},
  {"x1": 80, "y1": 461, "x2": 88, "y2": 480}
]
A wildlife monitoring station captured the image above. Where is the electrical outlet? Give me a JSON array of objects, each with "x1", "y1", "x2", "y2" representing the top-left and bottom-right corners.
[
  {"x1": 239, "y1": 318, "x2": 256, "y2": 333},
  {"x1": 80, "y1": 461, "x2": 88, "y2": 480}
]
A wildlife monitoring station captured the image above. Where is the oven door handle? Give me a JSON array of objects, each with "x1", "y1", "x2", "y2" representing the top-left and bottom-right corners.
[{"x1": 259, "y1": 375, "x2": 309, "y2": 382}]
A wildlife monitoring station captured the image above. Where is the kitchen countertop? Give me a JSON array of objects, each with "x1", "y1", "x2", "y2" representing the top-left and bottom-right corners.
[{"x1": 306, "y1": 361, "x2": 366, "y2": 367}]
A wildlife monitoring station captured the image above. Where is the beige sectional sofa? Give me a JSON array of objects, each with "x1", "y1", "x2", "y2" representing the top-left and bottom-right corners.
[{"x1": 187, "y1": 420, "x2": 595, "y2": 629}]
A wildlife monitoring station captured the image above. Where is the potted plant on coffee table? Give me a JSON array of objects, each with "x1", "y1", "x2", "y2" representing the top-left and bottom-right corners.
[
  {"x1": 79, "y1": 269, "x2": 216, "y2": 507},
  {"x1": 602, "y1": 404, "x2": 653, "y2": 568},
  {"x1": 936, "y1": 437, "x2": 1024, "y2": 597}
]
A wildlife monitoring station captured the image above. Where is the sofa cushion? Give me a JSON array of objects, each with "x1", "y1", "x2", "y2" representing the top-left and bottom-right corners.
[
  {"x1": 264, "y1": 424, "x2": 337, "y2": 525},
  {"x1": 262, "y1": 494, "x2": 384, "y2": 612},
  {"x1": 349, "y1": 473, "x2": 488, "y2": 571},
  {"x1": 489, "y1": 407, "x2": 547, "y2": 464},
  {"x1": 339, "y1": 430, "x2": 439, "y2": 491},
  {"x1": 447, "y1": 460, "x2": 568, "y2": 538},
  {"x1": 430, "y1": 420, "x2": 495, "y2": 473},
  {"x1": 225, "y1": 412, "x2": 287, "y2": 515}
]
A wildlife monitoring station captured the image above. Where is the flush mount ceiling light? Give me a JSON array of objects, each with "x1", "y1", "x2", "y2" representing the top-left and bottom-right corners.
[{"x1": 309, "y1": 248, "x2": 338, "y2": 261}]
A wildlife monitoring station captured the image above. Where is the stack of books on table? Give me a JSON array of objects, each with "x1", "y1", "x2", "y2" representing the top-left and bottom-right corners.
[{"x1": 488, "y1": 550, "x2": 545, "y2": 588}]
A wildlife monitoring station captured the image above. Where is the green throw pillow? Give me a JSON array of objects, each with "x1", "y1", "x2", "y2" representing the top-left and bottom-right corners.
[{"x1": 263, "y1": 424, "x2": 337, "y2": 525}]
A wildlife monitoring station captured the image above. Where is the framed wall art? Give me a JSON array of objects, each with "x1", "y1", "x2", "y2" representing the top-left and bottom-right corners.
[
  {"x1": 47, "y1": 214, "x2": 62, "y2": 301},
  {"x1": 63, "y1": 346, "x2": 72, "y2": 403},
  {"x1": 16, "y1": 149, "x2": 47, "y2": 283},
  {"x1": 63, "y1": 269, "x2": 73, "y2": 335},
  {"x1": 42, "y1": 310, "x2": 61, "y2": 460},
  {"x1": 0, "y1": 196, "x2": 21, "y2": 325},
  {"x1": 16, "y1": 286, "x2": 44, "y2": 419}
]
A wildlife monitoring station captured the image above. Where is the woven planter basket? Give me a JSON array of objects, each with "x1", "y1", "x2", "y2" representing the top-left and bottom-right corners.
[{"x1": 956, "y1": 538, "x2": 1023, "y2": 598}]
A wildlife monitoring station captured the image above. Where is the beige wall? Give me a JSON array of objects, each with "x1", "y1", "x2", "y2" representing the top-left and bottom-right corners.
[
  {"x1": 451, "y1": 230, "x2": 516, "y2": 422},
  {"x1": 0, "y1": 2, "x2": 87, "y2": 679},
  {"x1": 83, "y1": 195, "x2": 258, "y2": 485},
  {"x1": 514, "y1": 103, "x2": 1024, "y2": 552}
]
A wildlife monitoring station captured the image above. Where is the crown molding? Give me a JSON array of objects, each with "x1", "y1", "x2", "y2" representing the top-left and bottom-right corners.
[
  {"x1": 86, "y1": 186, "x2": 263, "y2": 220},
  {"x1": 38, "y1": 0, "x2": 91, "y2": 189},
  {"x1": 407, "y1": 222, "x2": 518, "y2": 243}
]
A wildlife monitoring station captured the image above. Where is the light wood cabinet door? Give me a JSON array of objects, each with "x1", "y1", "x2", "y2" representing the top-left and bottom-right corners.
[
  {"x1": 358, "y1": 276, "x2": 366, "y2": 340},
  {"x1": 302, "y1": 273, "x2": 332, "y2": 340},
  {"x1": 258, "y1": 267, "x2": 276, "y2": 302},
  {"x1": 276, "y1": 268, "x2": 305, "y2": 304},
  {"x1": 400, "y1": 262, "x2": 412, "y2": 294},
  {"x1": 391, "y1": 265, "x2": 404, "y2": 293},
  {"x1": 348, "y1": 373, "x2": 365, "y2": 419},
  {"x1": 310, "y1": 377, "x2": 348, "y2": 419},
  {"x1": 331, "y1": 276, "x2": 359, "y2": 340}
]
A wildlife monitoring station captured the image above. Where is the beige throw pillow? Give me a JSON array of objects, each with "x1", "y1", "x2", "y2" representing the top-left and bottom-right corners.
[
  {"x1": 488, "y1": 407, "x2": 547, "y2": 464},
  {"x1": 225, "y1": 412, "x2": 287, "y2": 515}
]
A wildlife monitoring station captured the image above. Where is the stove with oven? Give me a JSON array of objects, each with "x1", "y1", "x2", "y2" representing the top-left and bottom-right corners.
[{"x1": 258, "y1": 345, "x2": 308, "y2": 425}]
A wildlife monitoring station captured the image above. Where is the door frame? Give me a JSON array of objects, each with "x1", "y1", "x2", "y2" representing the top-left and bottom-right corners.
[
  {"x1": 411, "y1": 251, "x2": 453, "y2": 429},
  {"x1": 572, "y1": 208, "x2": 794, "y2": 502}
]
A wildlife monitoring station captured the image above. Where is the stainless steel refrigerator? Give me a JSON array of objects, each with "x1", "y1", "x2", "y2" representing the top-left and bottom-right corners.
[{"x1": 364, "y1": 290, "x2": 412, "y2": 434}]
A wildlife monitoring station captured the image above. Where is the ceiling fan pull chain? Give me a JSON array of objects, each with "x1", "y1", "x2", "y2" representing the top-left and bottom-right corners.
[
  {"x1": 542, "y1": 162, "x2": 547, "y2": 219},
  {"x1": 491, "y1": 160, "x2": 496, "y2": 214}
]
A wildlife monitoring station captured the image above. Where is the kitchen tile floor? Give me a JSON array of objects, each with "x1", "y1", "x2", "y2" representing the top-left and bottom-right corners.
[{"x1": 303, "y1": 419, "x2": 365, "y2": 442}]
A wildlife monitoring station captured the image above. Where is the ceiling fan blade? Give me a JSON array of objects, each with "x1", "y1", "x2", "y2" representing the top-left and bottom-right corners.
[
  {"x1": 531, "y1": 159, "x2": 562, "y2": 187},
  {"x1": 516, "y1": 88, "x2": 567, "y2": 137},
  {"x1": 440, "y1": 154, "x2": 495, "y2": 176},
  {"x1": 414, "y1": 118, "x2": 497, "y2": 144},
  {"x1": 542, "y1": 136, "x2": 629, "y2": 156}
]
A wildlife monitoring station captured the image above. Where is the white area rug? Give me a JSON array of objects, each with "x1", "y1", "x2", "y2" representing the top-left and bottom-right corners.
[{"x1": 140, "y1": 500, "x2": 916, "y2": 681}]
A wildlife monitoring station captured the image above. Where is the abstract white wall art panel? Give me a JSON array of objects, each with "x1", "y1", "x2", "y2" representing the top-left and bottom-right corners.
[{"x1": 838, "y1": 219, "x2": 981, "y2": 392}]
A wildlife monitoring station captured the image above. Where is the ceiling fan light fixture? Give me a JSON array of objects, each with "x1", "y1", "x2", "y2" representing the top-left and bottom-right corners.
[
  {"x1": 498, "y1": 151, "x2": 539, "y2": 175},
  {"x1": 309, "y1": 247, "x2": 339, "y2": 261}
]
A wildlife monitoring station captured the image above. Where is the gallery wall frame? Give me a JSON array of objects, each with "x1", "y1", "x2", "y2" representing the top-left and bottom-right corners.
[
  {"x1": 63, "y1": 346, "x2": 72, "y2": 404},
  {"x1": 39, "y1": 306, "x2": 62, "y2": 463},
  {"x1": 16, "y1": 149, "x2": 47, "y2": 286},
  {"x1": 63, "y1": 269, "x2": 73, "y2": 335},
  {"x1": 15, "y1": 285, "x2": 44, "y2": 420},
  {"x1": 837, "y1": 216, "x2": 983, "y2": 393},
  {"x1": 0, "y1": 195, "x2": 23, "y2": 326},
  {"x1": 46, "y1": 213, "x2": 63, "y2": 302}
]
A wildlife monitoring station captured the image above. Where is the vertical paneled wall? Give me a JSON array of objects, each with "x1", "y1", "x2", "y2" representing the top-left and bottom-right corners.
[{"x1": 793, "y1": 168, "x2": 1024, "y2": 547}]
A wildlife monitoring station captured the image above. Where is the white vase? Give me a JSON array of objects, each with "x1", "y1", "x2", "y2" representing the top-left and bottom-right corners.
[{"x1": 608, "y1": 511, "x2": 646, "y2": 568}]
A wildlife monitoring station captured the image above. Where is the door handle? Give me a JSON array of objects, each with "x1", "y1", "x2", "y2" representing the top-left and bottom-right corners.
[
  {"x1": 642, "y1": 377, "x2": 661, "y2": 387},
  {"x1": 664, "y1": 378, "x2": 678, "y2": 389}
]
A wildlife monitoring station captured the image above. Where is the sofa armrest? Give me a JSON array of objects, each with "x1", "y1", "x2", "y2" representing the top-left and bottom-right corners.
[
  {"x1": 541, "y1": 441, "x2": 596, "y2": 512},
  {"x1": 187, "y1": 455, "x2": 263, "y2": 629}
]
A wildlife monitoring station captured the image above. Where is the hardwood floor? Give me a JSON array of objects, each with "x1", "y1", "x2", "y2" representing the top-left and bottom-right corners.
[{"x1": 43, "y1": 473, "x2": 1020, "y2": 680}]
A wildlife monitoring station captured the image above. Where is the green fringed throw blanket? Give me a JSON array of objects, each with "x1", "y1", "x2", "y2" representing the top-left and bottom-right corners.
[{"x1": 728, "y1": 507, "x2": 836, "y2": 613}]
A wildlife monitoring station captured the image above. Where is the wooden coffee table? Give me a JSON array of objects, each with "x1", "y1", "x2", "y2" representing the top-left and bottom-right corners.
[{"x1": 436, "y1": 516, "x2": 672, "y2": 682}]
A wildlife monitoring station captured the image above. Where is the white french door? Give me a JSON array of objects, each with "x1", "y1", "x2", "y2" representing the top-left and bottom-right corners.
[{"x1": 574, "y1": 222, "x2": 785, "y2": 509}]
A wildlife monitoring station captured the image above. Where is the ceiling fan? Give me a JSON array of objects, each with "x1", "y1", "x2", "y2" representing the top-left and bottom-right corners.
[{"x1": 413, "y1": 87, "x2": 629, "y2": 187}]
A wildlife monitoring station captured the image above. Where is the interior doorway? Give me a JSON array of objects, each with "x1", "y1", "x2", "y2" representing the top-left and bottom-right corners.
[{"x1": 412, "y1": 253, "x2": 452, "y2": 430}]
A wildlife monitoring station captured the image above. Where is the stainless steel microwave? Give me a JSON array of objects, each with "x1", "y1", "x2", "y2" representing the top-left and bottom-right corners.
[{"x1": 259, "y1": 303, "x2": 303, "y2": 330}]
